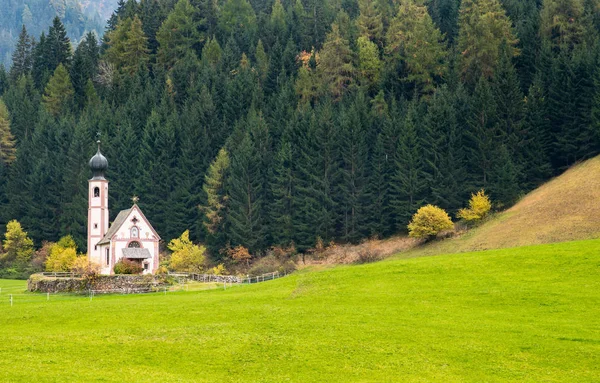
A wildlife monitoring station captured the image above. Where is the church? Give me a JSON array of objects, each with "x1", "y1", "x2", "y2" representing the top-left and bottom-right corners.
[{"x1": 87, "y1": 141, "x2": 160, "y2": 275}]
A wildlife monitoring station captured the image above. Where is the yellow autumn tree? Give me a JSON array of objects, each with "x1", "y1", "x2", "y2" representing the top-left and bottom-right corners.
[
  {"x1": 457, "y1": 190, "x2": 492, "y2": 222},
  {"x1": 407, "y1": 205, "x2": 454, "y2": 239},
  {"x1": 45, "y1": 235, "x2": 79, "y2": 272},
  {"x1": 168, "y1": 230, "x2": 206, "y2": 273}
]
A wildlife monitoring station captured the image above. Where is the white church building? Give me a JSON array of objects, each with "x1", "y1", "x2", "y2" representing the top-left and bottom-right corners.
[{"x1": 87, "y1": 141, "x2": 160, "y2": 274}]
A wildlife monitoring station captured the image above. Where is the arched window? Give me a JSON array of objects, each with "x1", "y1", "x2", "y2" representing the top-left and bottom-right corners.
[
  {"x1": 93, "y1": 187, "x2": 100, "y2": 197},
  {"x1": 131, "y1": 226, "x2": 139, "y2": 238},
  {"x1": 128, "y1": 241, "x2": 141, "y2": 248}
]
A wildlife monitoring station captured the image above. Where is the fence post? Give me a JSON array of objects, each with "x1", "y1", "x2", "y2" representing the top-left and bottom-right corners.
[
  {"x1": 47, "y1": 292, "x2": 49, "y2": 301},
  {"x1": 10, "y1": 294, "x2": 13, "y2": 307}
]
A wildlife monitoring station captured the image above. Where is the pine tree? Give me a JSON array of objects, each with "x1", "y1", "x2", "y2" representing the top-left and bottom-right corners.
[
  {"x1": 42, "y1": 64, "x2": 74, "y2": 117},
  {"x1": 47, "y1": 17, "x2": 72, "y2": 70},
  {"x1": 156, "y1": 0, "x2": 204, "y2": 69},
  {"x1": 337, "y1": 94, "x2": 371, "y2": 242},
  {"x1": 226, "y1": 131, "x2": 265, "y2": 253},
  {"x1": 105, "y1": 16, "x2": 150, "y2": 75},
  {"x1": 385, "y1": 0, "x2": 448, "y2": 96},
  {"x1": 522, "y1": 75, "x2": 552, "y2": 189},
  {"x1": 10, "y1": 26, "x2": 33, "y2": 82},
  {"x1": 357, "y1": 36, "x2": 382, "y2": 93},
  {"x1": 428, "y1": 0, "x2": 460, "y2": 43},
  {"x1": 318, "y1": 23, "x2": 355, "y2": 100},
  {"x1": 270, "y1": 0, "x2": 288, "y2": 40},
  {"x1": 0, "y1": 98, "x2": 16, "y2": 164},
  {"x1": 423, "y1": 85, "x2": 467, "y2": 213},
  {"x1": 32, "y1": 32, "x2": 52, "y2": 89},
  {"x1": 269, "y1": 137, "x2": 296, "y2": 246},
  {"x1": 465, "y1": 76, "x2": 498, "y2": 189},
  {"x1": 390, "y1": 101, "x2": 427, "y2": 230},
  {"x1": 457, "y1": 0, "x2": 518, "y2": 84},
  {"x1": 202, "y1": 148, "x2": 230, "y2": 252},
  {"x1": 356, "y1": 0, "x2": 384, "y2": 46},
  {"x1": 540, "y1": 0, "x2": 586, "y2": 51}
]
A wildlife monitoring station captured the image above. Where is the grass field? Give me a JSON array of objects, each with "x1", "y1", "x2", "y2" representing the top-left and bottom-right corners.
[{"x1": 1, "y1": 239, "x2": 599, "y2": 382}]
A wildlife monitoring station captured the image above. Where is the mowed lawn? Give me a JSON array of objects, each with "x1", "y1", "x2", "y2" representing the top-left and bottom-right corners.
[{"x1": 1, "y1": 240, "x2": 599, "y2": 382}]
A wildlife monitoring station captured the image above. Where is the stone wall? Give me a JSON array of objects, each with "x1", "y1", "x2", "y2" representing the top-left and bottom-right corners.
[{"x1": 28, "y1": 274, "x2": 172, "y2": 294}]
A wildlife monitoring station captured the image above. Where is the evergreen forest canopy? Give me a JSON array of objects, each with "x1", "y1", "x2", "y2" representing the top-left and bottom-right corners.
[
  {"x1": 0, "y1": 0, "x2": 116, "y2": 68},
  {"x1": 0, "y1": 0, "x2": 599, "y2": 262}
]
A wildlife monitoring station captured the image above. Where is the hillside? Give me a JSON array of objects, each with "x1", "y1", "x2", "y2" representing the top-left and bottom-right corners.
[
  {"x1": 0, "y1": 0, "x2": 110, "y2": 67},
  {"x1": 1, "y1": 239, "x2": 599, "y2": 382},
  {"x1": 408, "y1": 156, "x2": 600, "y2": 257}
]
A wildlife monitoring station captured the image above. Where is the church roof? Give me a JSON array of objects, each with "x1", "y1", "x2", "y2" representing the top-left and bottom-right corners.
[
  {"x1": 122, "y1": 248, "x2": 151, "y2": 259},
  {"x1": 97, "y1": 208, "x2": 132, "y2": 245},
  {"x1": 96, "y1": 204, "x2": 161, "y2": 246}
]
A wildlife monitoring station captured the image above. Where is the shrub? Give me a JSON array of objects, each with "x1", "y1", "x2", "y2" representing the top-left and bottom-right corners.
[
  {"x1": 114, "y1": 259, "x2": 143, "y2": 274},
  {"x1": 457, "y1": 190, "x2": 492, "y2": 222},
  {"x1": 355, "y1": 247, "x2": 382, "y2": 264},
  {"x1": 407, "y1": 205, "x2": 454, "y2": 239},
  {"x1": 210, "y1": 263, "x2": 227, "y2": 275},
  {"x1": 70, "y1": 257, "x2": 100, "y2": 276}
]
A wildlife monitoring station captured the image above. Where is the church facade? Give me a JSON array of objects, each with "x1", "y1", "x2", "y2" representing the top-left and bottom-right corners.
[{"x1": 87, "y1": 142, "x2": 160, "y2": 275}]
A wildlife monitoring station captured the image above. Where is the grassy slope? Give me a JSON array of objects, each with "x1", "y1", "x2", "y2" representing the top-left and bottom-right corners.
[
  {"x1": 407, "y1": 157, "x2": 600, "y2": 257},
  {"x1": 1, "y1": 240, "x2": 599, "y2": 382}
]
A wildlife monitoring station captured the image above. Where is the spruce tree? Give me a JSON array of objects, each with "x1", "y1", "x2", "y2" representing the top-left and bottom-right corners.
[
  {"x1": 457, "y1": 0, "x2": 518, "y2": 84},
  {"x1": 390, "y1": 101, "x2": 427, "y2": 230},
  {"x1": 42, "y1": 64, "x2": 74, "y2": 117},
  {"x1": 318, "y1": 23, "x2": 355, "y2": 100},
  {"x1": 0, "y1": 99, "x2": 16, "y2": 164},
  {"x1": 385, "y1": 0, "x2": 448, "y2": 96},
  {"x1": 10, "y1": 26, "x2": 33, "y2": 82},
  {"x1": 226, "y1": 131, "x2": 265, "y2": 253},
  {"x1": 156, "y1": 0, "x2": 204, "y2": 69},
  {"x1": 47, "y1": 17, "x2": 72, "y2": 70},
  {"x1": 202, "y1": 148, "x2": 230, "y2": 253}
]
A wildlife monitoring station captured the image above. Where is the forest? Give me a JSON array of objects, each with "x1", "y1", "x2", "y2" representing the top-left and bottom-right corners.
[
  {"x1": 0, "y1": 0, "x2": 599, "y2": 266},
  {"x1": 0, "y1": 0, "x2": 115, "y2": 68}
]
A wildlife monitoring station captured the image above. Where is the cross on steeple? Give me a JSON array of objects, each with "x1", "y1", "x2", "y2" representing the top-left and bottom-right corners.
[{"x1": 132, "y1": 195, "x2": 139, "y2": 204}]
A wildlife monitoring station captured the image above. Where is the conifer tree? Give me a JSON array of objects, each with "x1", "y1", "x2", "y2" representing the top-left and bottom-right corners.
[
  {"x1": 423, "y1": 85, "x2": 467, "y2": 213},
  {"x1": 521, "y1": 76, "x2": 551, "y2": 180},
  {"x1": 269, "y1": 137, "x2": 296, "y2": 246},
  {"x1": 32, "y1": 32, "x2": 51, "y2": 89},
  {"x1": 390, "y1": 101, "x2": 427, "y2": 229},
  {"x1": 356, "y1": 0, "x2": 384, "y2": 46},
  {"x1": 357, "y1": 36, "x2": 382, "y2": 93},
  {"x1": 0, "y1": 99, "x2": 16, "y2": 164},
  {"x1": 465, "y1": 76, "x2": 498, "y2": 189},
  {"x1": 202, "y1": 148, "x2": 230, "y2": 252},
  {"x1": 540, "y1": 0, "x2": 586, "y2": 50},
  {"x1": 10, "y1": 26, "x2": 33, "y2": 82},
  {"x1": 42, "y1": 64, "x2": 74, "y2": 117},
  {"x1": 457, "y1": 0, "x2": 518, "y2": 84},
  {"x1": 226, "y1": 131, "x2": 265, "y2": 253},
  {"x1": 105, "y1": 16, "x2": 150, "y2": 75},
  {"x1": 385, "y1": 0, "x2": 448, "y2": 96},
  {"x1": 428, "y1": 0, "x2": 460, "y2": 43},
  {"x1": 156, "y1": 0, "x2": 204, "y2": 69},
  {"x1": 270, "y1": 0, "x2": 288, "y2": 40},
  {"x1": 337, "y1": 94, "x2": 371, "y2": 242},
  {"x1": 47, "y1": 17, "x2": 72, "y2": 70},
  {"x1": 318, "y1": 23, "x2": 355, "y2": 100}
]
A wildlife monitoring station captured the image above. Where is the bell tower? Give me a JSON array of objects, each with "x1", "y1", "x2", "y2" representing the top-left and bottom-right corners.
[{"x1": 87, "y1": 140, "x2": 109, "y2": 266}]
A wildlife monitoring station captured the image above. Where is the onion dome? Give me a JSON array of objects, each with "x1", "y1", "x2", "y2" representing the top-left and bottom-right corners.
[{"x1": 89, "y1": 140, "x2": 108, "y2": 180}]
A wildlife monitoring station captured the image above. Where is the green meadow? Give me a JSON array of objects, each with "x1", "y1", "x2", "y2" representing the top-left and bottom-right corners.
[{"x1": 1, "y1": 240, "x2": 599, "y2": 382}]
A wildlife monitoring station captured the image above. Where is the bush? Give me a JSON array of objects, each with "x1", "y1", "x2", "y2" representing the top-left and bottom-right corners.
[
  {"x1": 355, "y1": 247, "x2": 382, "y2": 264},
  {"x1": 70, "y1": 257, "x2": 100, "y2": 276},
  {"x1": 113, "y1": 259, "x2": 143, "y2": 274},
  {"x1": 457, "y1": 190, "x2": 492, "y2": 222},
  {"x1": 407, "y1": 205, "x2": 454, "y2": 239},
  {"x1": 247, "y1": 255, "x2": 297, "y2": 276}
]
